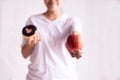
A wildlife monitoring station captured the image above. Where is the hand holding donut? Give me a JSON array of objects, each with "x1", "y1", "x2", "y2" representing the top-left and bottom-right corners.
[
  {"x1": 22, "y1": 25, "x2": 40, "y2": 46},
  {"x1": 66, "y1": 32, "x2": 83, "y2": 59}
]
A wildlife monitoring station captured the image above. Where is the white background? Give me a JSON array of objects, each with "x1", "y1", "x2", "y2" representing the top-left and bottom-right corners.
[{"x1": 0, "y1": 0, "x2": 120, "y2": 80}]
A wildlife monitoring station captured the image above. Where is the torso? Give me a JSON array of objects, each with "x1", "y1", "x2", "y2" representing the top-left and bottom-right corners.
[{"x1": 26, "y1": 14, "x2": 79, "y2": 80}]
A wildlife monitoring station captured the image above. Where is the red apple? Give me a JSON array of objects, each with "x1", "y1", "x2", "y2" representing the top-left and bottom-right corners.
[{"x1": 66, "y1": 32, "x2": 83, "y2": 50}]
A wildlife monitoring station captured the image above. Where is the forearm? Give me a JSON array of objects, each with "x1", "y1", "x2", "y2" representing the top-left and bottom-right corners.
[{"x1": 22, "y1": 43, "x2": 35, "y2": 58}]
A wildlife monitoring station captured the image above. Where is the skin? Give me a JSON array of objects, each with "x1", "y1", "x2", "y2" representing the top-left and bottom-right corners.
[
  {"x1": 43, "y1": 0, "x2": 63, "y2": 21},
  {"x1": 22, "y1": 0, "x2": 82, "y2": 59},
  {"x1": 22, "y1": 33, "x2": 40, "y2": 58}
]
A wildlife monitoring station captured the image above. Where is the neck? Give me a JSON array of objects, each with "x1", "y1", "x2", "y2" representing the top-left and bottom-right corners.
[{"x1": 43, "y1": 9, "x2": 63, "y2": 21}]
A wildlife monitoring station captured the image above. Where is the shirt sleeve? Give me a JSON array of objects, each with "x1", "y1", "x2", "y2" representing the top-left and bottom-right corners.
[{"x1": 70, "y1": 17, "x2": 82, "y2": 34}]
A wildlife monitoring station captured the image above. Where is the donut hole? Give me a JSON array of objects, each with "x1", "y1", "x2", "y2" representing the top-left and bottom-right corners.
[{"x1": 26, "y1": 28, "x2": 33, "y2": 34}]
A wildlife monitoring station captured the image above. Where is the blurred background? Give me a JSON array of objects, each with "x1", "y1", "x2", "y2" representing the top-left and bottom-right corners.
[{"x1": 0, "y1": 0, "x2": 120, "y2": 80}]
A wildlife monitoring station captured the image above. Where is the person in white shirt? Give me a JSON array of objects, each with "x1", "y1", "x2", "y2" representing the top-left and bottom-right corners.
[{"x1": 21, "y1": 0, "x2": 83, "y2": 80}]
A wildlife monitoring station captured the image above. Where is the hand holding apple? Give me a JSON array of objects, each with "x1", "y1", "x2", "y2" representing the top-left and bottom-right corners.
[{"x1": 66, "y1": 32, "x2": 83, "y2": 59}]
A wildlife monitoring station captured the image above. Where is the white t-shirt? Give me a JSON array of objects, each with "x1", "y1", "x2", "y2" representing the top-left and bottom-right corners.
[{"x1": 22, "y1": 14, "x2": 82, "y2": 80}]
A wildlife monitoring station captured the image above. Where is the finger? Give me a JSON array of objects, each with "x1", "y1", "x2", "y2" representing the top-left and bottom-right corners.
[
  {"x1": 73, "y1": 51, "x2": 79, "y2": 59},
  {"x1": 73, "y1": 50, "x2": 82, "y2": 59},
  {"x1": 67, "y1": 48, "x2": 75, "y2": 57},
  {"x1": 34, "y1": 33, "x2": 37, "y2": 43},
  {"x1": 36, "y1": 32, "x2": 40, "y2": 41},
  {"x1": 33, "y1": 33, "x2": 40, "y2": 44},
  {"x1": 28, "y1": 37, "x2": 34, "y2": 44},
  {"x1": 66, "y1": 43, "x2": 78, "y2": 58},
  {"x1": 77, "y1": 50, "x2": 82, "y2": 58},
  {"x1": 70, "y1": 52, "x2": 75, "y2": 57},
  {"x1": 70, "y1": 51, "x2": 75, "y2": 57}
]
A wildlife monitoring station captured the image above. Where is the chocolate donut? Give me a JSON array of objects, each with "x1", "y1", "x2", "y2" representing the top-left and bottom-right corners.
[{"x1": 22, "y1": 25, "x2": 37, "y2": 38}]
